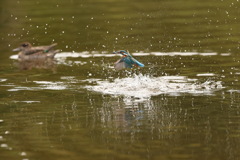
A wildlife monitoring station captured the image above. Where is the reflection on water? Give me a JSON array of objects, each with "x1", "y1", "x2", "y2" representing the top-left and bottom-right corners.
[
  {"x1": 14, "y1": 58, "x2": 57, "y2": 70},
  {"x1": 86, "y1": 92, "x2": 240, "y2": 160}
]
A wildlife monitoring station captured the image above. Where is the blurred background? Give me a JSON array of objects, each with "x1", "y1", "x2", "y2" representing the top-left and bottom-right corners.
[
  {"x1": 1, "y1": 0, "x2": 240, "y2": 53},
  {"x1": 0, "y1": 0, "x2": 240, "y2": 160}
]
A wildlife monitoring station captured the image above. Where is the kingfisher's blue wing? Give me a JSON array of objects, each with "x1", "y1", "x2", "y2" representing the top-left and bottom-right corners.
[
  {"x1": 114, "y1": 56, "x2": 144, "y2": 70},
  {"x1": 131, "y1": 57, "x2": 144, "y2": 67}
]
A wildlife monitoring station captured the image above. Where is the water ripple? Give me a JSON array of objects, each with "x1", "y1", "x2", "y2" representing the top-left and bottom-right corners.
[{"x1": 9, "y1": 51, "x2": 230, "y2": 60}]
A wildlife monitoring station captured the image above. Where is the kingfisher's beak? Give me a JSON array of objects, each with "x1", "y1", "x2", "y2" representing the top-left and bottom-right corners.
[{"x1": 113, "y1": 51, "x2": 118, "y2": 54}]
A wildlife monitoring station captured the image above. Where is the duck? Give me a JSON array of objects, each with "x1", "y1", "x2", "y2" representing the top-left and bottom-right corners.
[
  {"x1": 113, "y1": 50, "x2": 144, "y2": 71},
  {"x1": 12, "y1": 42, "x2": 60, "y2": 61}
]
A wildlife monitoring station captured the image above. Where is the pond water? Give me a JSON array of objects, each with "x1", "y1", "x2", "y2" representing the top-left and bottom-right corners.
[{"x1": 1, "y1": 0, "x2": 240, "y2": 160}]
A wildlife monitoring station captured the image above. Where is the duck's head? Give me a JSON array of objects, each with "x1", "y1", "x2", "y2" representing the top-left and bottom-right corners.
[
  {"x1": 113, "y1": 50, "x2": 131, "y2": 57},
  {"x1": 13, "y1": 42, "x2": 32, "y2": 52}
]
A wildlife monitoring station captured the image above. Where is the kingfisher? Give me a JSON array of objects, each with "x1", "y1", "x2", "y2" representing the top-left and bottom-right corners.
[
  {"x1": 113, "y1": 50, "x2": 144, "y2": 71},
  {"x1": 12, "y1": 42, "x2": 60, "y2": 61}
]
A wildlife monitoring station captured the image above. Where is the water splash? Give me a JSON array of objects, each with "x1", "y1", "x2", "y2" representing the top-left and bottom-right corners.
[{"x1": 86, "y1": 74, "x2": 223, "y2": 98}]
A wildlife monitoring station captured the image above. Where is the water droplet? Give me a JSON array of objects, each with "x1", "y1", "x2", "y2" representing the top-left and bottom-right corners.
[
  {"x1": 20, "y1": 152, "x2": 27, "y2": 156},
  {"x1": 1, "y1": 144, "x2": 8, "y2": 148}
]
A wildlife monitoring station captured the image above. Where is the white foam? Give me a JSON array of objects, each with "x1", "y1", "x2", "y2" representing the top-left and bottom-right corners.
[
  {"x1": 55, "y1": 52, "x2": 117, "y2": 59},
  {"x1": 132, "y1": 52, "x2": 151, "y2": 56},
  {"x1": 150, "y1": 52, "x2": 201, "y2": 56},
  {"x1": 196, "y1": 73, "x2": 216, "y2": 76},
  {"x1": 33, "y1": 81, "x2": 67, "y2": 90},
  {"x1": 86, "y1": 74, "x2": 223, "y2": 98},
  {"x1": 8, "y1": 81, "x2": 68, "y2": 91},
  {"x1": 55, "y1": 51, "x2": 219, "y2": 58},
  {"x1": 13, "y1": 101, "x2": 40, "y2": 103},
  {"x1": 199, "y1": 53, "x2": 217, "y2": 56},
  {"x1": 220, "y1": 53, "x2": 231, "y2": 56},
  {"x1": 33, "y1": 81, "x2": 59, "y2": 85},
  {"x1": 150, "y1": 52, "x2": 170, "y2": 56},
  {"x1": 0, "y1": 79, "x2": 7, "y2": 82},
  {"x1": 10, "y1": 51, "x2": 226, "y2": 60},
  {"x1": 55, "y1": 52, "x2": 83, "y2": 58},
  {"x1": 8, "y1": 87, "x2": 36, "y2": 91}
]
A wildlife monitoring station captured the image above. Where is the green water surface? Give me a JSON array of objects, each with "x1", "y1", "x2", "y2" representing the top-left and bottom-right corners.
[{"x1": 1, "y1": 0, "x2": 240, "y2": 160}]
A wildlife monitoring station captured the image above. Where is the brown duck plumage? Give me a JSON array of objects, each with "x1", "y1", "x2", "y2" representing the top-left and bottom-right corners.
[{"x1": 13, "y1": 42, "x2": 60, "y2": 61}]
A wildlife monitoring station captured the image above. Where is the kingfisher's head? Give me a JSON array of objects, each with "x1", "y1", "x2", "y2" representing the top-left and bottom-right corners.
[{"x1": 113, "y1": 50, "x2": 131, "y2": 57}]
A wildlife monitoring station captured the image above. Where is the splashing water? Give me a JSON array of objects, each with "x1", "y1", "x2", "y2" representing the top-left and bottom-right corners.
[{"x1": 86, "y1": 74, "x2": 223, "y2": 98}]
